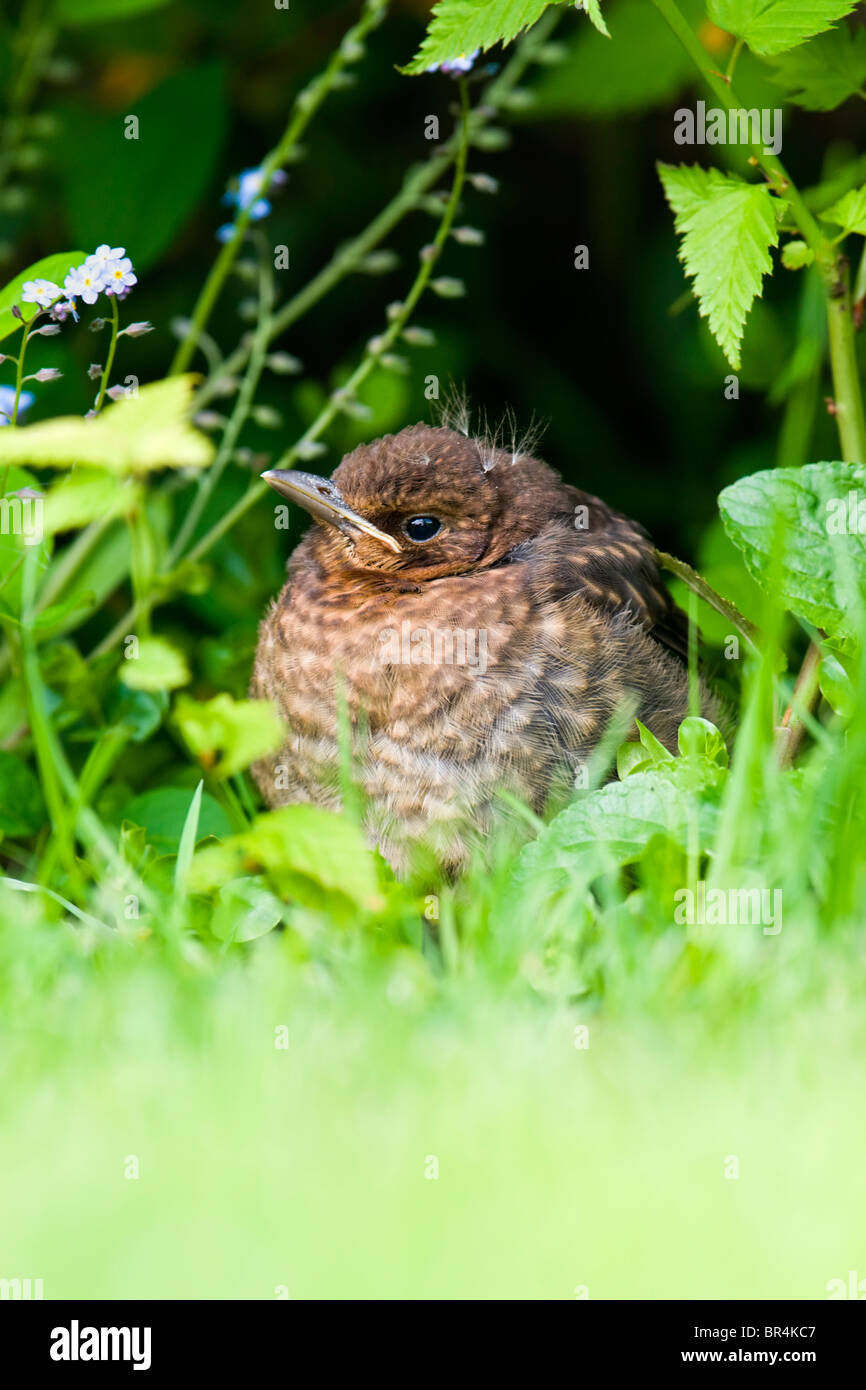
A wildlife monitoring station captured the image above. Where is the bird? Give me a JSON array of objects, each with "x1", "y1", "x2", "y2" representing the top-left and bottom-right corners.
[{"x1": 250, "y1": 420, "x2": 725, "y2": 876}]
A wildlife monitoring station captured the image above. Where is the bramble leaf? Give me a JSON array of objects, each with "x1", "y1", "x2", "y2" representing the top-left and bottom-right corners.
[
  {"x1": 402, "y1": 1, "x2": 559, "y2": 75},
  {"x1": 658, "y1": 164, "x2": 780, "y2": 369},
  {"x1": 769, "y1": 24, "x2": 866, "y2": 109},
  {"x1": 821, "y1": 185, "x2": 866, "y2": 236},
  {"x1": 707, "y1": 0, "x2": 858, "y2": 57}
]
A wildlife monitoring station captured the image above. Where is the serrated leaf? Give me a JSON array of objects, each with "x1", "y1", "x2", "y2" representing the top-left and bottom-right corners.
[
  {"x1": 708, "y1": 0, "x2": 857, "y2": 57},
  {"x1": 402, "y1": 0, "x2": 553, "y2": 75},
  {"x1": 769, "y1": 24, "x2": 866, "y2": 110},
  {"x1": 0, "y1": 377, "x2": 213, "y2": 475},
  {"x1": 0, "y1": 251, "x2": 85, "y2": 342},
  {"x1": 658, "y1": 164, "x2": 779, "y2": 369},
  {"x1": 579, "y1": 0, "x2": 608, "y2": 38},
  {"x1": 821, "y1": 185, "x2": 866, "y2": 236},
  {"x1": 719, "y1": 462, "x2": 866, "y2": 639}
]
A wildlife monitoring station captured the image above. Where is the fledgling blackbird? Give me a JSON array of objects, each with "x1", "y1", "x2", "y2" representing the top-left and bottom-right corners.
[{"x1": 251, "y1": 422, "x2": 724, "y2": 874}]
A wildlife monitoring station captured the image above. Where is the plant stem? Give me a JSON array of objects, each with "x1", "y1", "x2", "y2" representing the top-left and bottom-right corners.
[
  {"x1": 170, "y1": 235, "x2": 275, "y2": 563},
  {"x1": 168, "y1": 0, "x2": 390, "y2": 377},
  {"x1": 192, "y1": 7, "x2": 559, "y2": 410},
  {"x1": 89, "y1": 74, "x2": 474, "y2": 658},
  {"x1": 824, "y1": 255, "x2": 866, "y2": 463},
  {"x1": 650, "y1": 0, "x2": 821, "y2": 247},
  {"x1": 93, "y1": 294, "x2": 120, "y2": 413}
]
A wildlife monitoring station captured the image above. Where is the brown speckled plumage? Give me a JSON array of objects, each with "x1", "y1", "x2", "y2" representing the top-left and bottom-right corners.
[{"x1": 251, "y1": 424, "x2": 723, "y2": 873}]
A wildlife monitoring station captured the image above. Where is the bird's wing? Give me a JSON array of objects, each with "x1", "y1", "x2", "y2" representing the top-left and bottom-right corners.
[{"x1": 560, "y1": 485, "x2": 690, "y2": 663}]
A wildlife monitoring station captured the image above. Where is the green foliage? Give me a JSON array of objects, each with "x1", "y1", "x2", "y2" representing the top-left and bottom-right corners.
[
  {"x1": 0, "y1": 377, "x2": 213, "y2": 474},
  {"x1": 821, "y1": 184, "x2": 866, "y2": 236},
  {"x1": 56, "y1": 0, "x2": 173, "y2": 22},
  {"x1": 707, "y1": 0, "x2": 858, "y2": 56},
  {"x1": 657, "y1": 164, "x2": 780, "y2": 369},
  {"x1": 769, "y1": 24, "x2": 866, "y2": 110},
  {"x1": 719, "y1": 462, "x2": 866, "y2": 640},
  {"x1": 118, "y1": 786, "x2": 232, "y2": 852},
  {"x1": 121, "y1": 636, "x2": 190, "y2": 692},
  {"x1": 0, "y1": 751, "x2": 47, "y2": 836},
  {"x1": 403, "y1": 0, "x2": 561, "y2": 74},
  {"x1": 0, "y1": 251, "x2": 83, "y2": 341},
  {"x1": 173, "y1": 693, "x2": 284, "y2": 778},
  {"x1": 528, "y1": 0, "x2": 697, "y2": 117},
  {"x1": 57, "y1": 64, "x2": 227, "y2": 270}
]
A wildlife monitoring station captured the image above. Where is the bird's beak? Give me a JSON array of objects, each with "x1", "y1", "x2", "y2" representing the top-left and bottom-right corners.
[{"x1": 261, "y1": 468, "x2": 402, "y2": 553}]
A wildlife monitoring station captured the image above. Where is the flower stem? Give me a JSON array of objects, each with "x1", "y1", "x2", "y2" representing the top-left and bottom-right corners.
[
  {"x1": 93, "y1": 294, "x2": 120, "y2": 413},
  {"x1": 192, "y1": 5, "x2": 560, "y2": 410},
  {"x1": 168, "y1": 0, "x2": 390, "y2": 378}
]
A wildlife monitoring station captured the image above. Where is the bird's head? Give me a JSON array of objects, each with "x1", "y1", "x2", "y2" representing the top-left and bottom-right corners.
[{"x1": 262, "y1": 423, "x2": 570, "y2": 583}]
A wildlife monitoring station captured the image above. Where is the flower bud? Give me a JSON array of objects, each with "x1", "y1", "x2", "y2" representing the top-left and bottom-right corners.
[
  {"x1": 87, "y1": 363, "x2": 103, "y2": 380},
  {"x1": 120, "y1": 321, "x2": 154, "y2": 338},
  {"x1": 430, "y1": 277, "x2": 466, "y2": 298}
]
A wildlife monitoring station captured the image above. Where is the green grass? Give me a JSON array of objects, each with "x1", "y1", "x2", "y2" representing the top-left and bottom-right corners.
[{"x1": 2, "y1": 625, "x2": 865, "y2": 1298}]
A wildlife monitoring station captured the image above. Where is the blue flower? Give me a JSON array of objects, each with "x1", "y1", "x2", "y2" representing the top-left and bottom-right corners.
[
  {"x1": 218, "y1": 164, "x2": 287, "y2": 240},
  {"x1": 427, "y1": 48, "x2": 480, "y2": 75},
  {"x1": 0, "y1": 385, "x2": 35, "y2": 425}
]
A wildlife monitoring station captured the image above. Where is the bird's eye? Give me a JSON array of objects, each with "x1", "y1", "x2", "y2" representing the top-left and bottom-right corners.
[{"x1": 402, "y1": 515, "x2": 442, "y2": 543}]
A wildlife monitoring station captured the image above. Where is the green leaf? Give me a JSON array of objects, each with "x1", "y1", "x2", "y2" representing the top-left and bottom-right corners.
[
  {"x1": 821, "y1": 185, "x2": 866, "y2": 236},
  {"x1": 57, "y1": 63, "x2": 226, "y2": 270},
  {"x1": 42, "y1": 470, "x2": 129, "y2": 535},
  {"x1": 174, "y1": 780, "x2": 203, "y2": 894},
  {"x1": 0, "y1": 751, "x2": 47, "y2": 836},
  {"x1": 191, "y1": 805, "x2": 387, "y2": 912},
  {"x1": 173, "y1": 693, "x2": 284, "y2": 778},
  {"x1": 56, "y1": 0, "x2": 172, "y2": 23},
  {"x1": 529, "y1": 0, "x2": 697, "y2": 117},
  {"x1": 658, "y1": 164, "x2": 780, "y2": 369},
  {"x1": 402, "y1": 0, "x2": 554, "y2": 75},
  {"x1": 769, "y1": 24, "x2": 866, "y2": 110},
  {"x1": 211, "y1": 877, "x2": 284, "y2": 944},
  {"x1": 0, "y1": 377, "x2": 213, "y2": 475},
  {"x1": 120, "y1": 636, "x2": 190, "y2": 692},
  {"x1": 579, "y1": 1, "x2": 609, "y2": 39},
  {"x1": 781, "y1": 239, "x2": 815, "y2": 269},
  {"x1": 0, "y1": 251, "x2": 84, "y2": 342},
  {"x1": 707, "y1": 0, "x2": 857, "y2": 57},
  {"x1": 509, "y1": 768, "x2": 722, "y2": 901},
  {"x1": 118, "y1": 787, "x2": 232, "y2": 853},
  {"x1": 718, "y1": 462, "x2": 866, "y2": 639}
]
